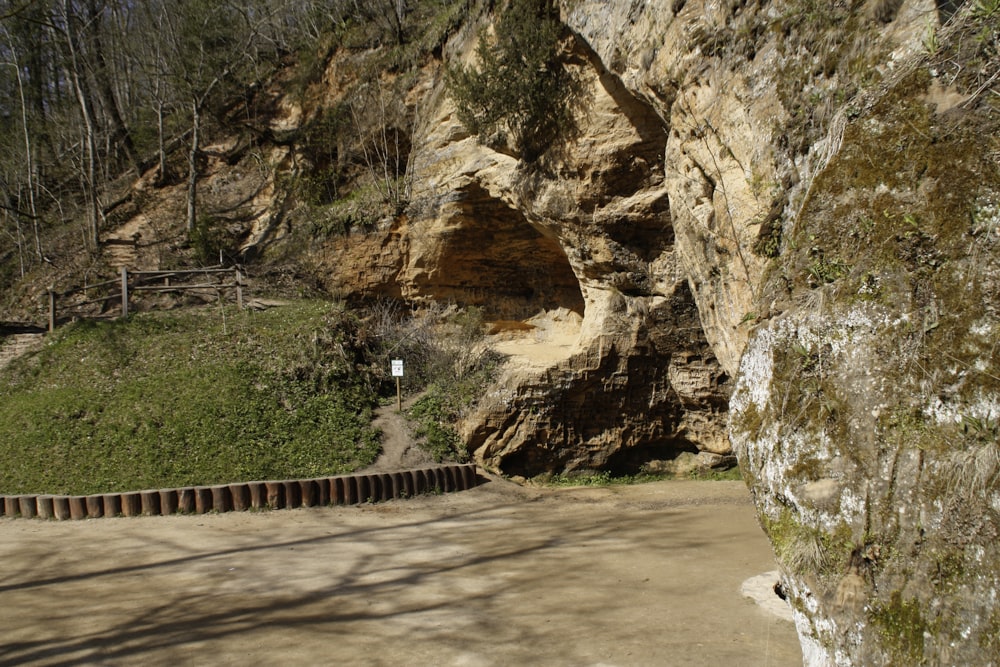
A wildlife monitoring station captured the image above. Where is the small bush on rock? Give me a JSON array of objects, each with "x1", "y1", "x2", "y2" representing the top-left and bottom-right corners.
[{"x1": 446, "y1": 0, "x2": 580, "y2": 161}]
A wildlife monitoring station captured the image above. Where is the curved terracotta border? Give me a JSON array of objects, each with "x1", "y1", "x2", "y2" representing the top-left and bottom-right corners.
[{"x1": 0, "y1": 464, "x2": 479, "y2": 520}]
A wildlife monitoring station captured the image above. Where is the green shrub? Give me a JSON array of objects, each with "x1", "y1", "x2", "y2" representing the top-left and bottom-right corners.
[
  {"x1": 376, "y1": 303, "x2": 503, "y2": 462},
  {"x1": 446, "y1": 0, "x2": 580, "y2": 161},
  {"x1": 189, "y1": 215, "x2": 237, "y2": 264},
  {"x1": 408, "y1": 388, "x2": 466, "y2": 462}
]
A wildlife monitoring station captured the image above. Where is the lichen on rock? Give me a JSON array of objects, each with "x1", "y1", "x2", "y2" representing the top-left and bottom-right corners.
[{"x1": 730, "y1": 7, "x2": 1000, "y2": 663}]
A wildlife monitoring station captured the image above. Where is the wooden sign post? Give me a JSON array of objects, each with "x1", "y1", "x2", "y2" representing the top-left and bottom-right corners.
[{"x1": 391, "y1": 359, "x2": 404, "y2": 411}]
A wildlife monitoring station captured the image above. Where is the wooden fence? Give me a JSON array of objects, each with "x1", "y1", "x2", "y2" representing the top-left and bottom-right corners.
[
  {"x1": 47, "y1": 265, "x2": 244, "y2": 332},
  {"x1": 0, "y1": 464, "x2": 481, "y2": 520}
]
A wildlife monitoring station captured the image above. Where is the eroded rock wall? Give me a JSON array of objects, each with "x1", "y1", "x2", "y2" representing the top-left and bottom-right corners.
[
  {"x1": 411, "y1": 0, "x2": 999, "y2": 664},
  {"x1": 565, "y1": 0, "x2": 940, "y2": 376},
  {"x1": 729, "y1": 41, "x2": 1000, "y2": 665},
  {"x1": 562, "y1": 1, "x2": 1000, "y2": 664},
  {"x1": 462, "y1": 283, "x2": 730, "y2": 475},
  {"x1": 402, "y1": 18, "x2": 732, "y2": 476}
]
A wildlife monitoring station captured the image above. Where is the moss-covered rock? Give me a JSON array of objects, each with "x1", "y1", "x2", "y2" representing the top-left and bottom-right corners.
[{"x1": 731, "y1": 7, "x2": 1000, "y2": 665}]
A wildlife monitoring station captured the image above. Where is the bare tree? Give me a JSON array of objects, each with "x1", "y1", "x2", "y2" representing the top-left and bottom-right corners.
[
  {"x1": 58, "y1": 0, "x2": 102, "y2": 249},
  {"x1": 83, "y1": 0, "x2": 140, "y2": 173},
  {"x1": 0, "y1": 0, "x2": 359, "y2": 264},
  {"x1": 0, "y1": 24, "x2": 40, "y2": 260},
  {"x1": 156, "y1": 0, "x2": 289, "y2": 233},
  {"x1": 349, "y1": 76, "x2": 412, "y2": 215}
]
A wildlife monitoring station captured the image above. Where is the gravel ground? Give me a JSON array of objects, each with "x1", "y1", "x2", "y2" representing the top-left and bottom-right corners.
[{"x1": 0, "y1": 477, "x2": 801, "y2": 666}]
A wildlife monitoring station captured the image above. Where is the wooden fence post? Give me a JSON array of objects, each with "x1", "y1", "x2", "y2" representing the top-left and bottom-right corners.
[
  {"x1": 121, "y1": 266, "x2": 128, "y2": 319},
  {"x1": 235, "y1": 266, "x2": 243, "y2": 309},
  {"x1": 48, "y1": 287, "x2": 56, "y2": 332}
]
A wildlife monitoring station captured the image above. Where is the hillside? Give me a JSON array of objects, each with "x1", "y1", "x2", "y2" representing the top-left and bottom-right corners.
[{"x1": 0, "y1": 301, "x2": 382, "y2": 494}]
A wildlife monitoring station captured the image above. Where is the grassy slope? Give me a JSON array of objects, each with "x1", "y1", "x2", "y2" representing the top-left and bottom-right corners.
[{"x1": 0, "y1": 301, "x2": 380, "y2": 495}]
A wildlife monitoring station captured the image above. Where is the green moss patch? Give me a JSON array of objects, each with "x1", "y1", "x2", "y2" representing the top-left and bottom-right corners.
[
  {"x1": 869, "y1": 591, "x2": 935, "y2": 664},
  {"x1": 763, "y1": 507, "x2": 854, "y2": 576}
]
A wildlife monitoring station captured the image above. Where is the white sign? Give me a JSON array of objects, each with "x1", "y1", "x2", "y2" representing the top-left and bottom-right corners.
[{"x1": 391, "y1": 359, "x2": 404, "y2": 377}]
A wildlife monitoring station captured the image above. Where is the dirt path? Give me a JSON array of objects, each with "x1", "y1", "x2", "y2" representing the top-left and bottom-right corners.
[
  {"x1": 0, "y1": 478, "x2": 801, "y2": 666},
  {"x1": 366, "y1": 396, "x2": 436, "y2": 472}
]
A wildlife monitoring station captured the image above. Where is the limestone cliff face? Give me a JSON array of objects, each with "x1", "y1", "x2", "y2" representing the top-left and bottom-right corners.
[
  {"x1": 728, "y1": 34, "x2": 1000, "y2": 667},
  {"x1": 561, "y1": 2, "x2": 1000, "y2": 664},
  {"x1": 565, "y1": 0, "x2": 773, "y2": 377},
  {"x1": 564, "y1": 0, "x2": 942, "y2": 376},
  {"x1": 401, "y1": 26, "x2": 731, "y2": 475}
]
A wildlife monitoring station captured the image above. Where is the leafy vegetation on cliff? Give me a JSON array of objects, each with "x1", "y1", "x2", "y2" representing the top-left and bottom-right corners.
[{"x1": 446, "y1": 0, "x2": 580, "y2": 160}]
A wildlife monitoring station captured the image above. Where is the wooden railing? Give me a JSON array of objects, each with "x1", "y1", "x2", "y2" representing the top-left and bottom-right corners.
[{"x1": 47, "y1": 265, "x2": 245, "y2": 332}]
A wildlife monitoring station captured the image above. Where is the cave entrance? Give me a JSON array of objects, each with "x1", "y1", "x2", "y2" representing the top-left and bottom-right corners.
[
  {"x1": 427, "y1": 182, "x2": 584, "y2": 326},
  {"x1": 417, "y1": 183, "x2": 586, "y2": 366}
]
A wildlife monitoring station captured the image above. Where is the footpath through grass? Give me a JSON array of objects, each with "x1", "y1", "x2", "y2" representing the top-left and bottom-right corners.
[{"x1": 0, "y1": 301, "x2": 381, "y2": 495}]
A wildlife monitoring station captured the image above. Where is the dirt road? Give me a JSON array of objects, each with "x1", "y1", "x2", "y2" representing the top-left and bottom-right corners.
[{"x1": 0, "y1": 478, "x2": 801, "y2": 666}]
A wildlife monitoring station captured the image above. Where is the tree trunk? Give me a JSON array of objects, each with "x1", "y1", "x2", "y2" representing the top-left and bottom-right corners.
[
  {"x1": 156, "y1": 98, "x2": 167, "y2": 185},
  {"x1": 157, "y1": 99, "x2": 167, "y2": 185},
  {"x1": 87, "y1": 0, "x2": 141, "y2": 173},
  {"x1": 187, "y1": 100, "x2": 200, "y2": 234},
  {"x1": 6, "y1": 28, "x2": 41, "y2": 260},
  {"x1": 61, "y1": 0, "x2": 101, "y2": 250},
  {"x1": 393, "y1": 0, "x2": 407, "y2": 44}
]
